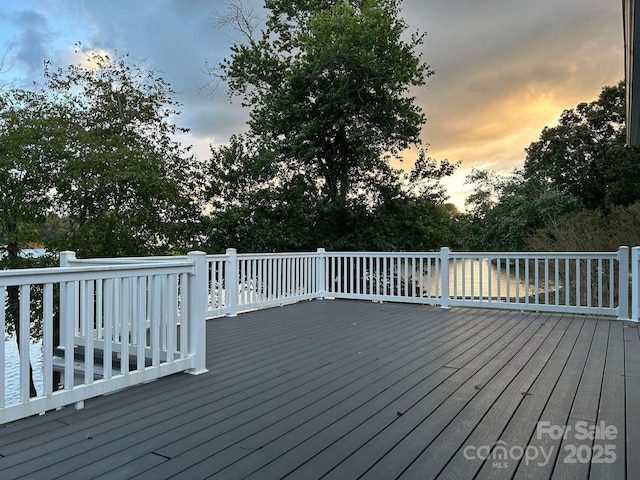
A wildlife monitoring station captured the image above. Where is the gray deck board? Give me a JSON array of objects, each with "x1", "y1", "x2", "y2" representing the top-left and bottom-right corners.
[
  {"x1": 550, "y1": 319, "x2": 610, "y2": 480},
  {"x1": 624, "y1": 323, "x2": 640, "y2": 478},
  {"x1": 231, "y1": 311, "x2": 515, "y2": 480},
  {"x1": 511, "y1": 316, "x2": 594, "y2": 480},
  {"x1": 589, "y1": 320, "x2": 626, "y2": 480},
  {"x1": 138, "y1": 309, "x2": 515, "y2": 479},
  {"x1": 0, "y1": 300, "x2": 636, "y2": 479},
  {"x1": 438, "y1": 315, "x2": 574, "y2": 480},
  {"x1": 180, "y1": 311, "x2": 520, "y2": 480},
  {"x1": 323, "y1": 312, "x2": 542, "y2": 480},
  {"x1": 396, "y1": 313, "x2": 567, "y2": 480}
]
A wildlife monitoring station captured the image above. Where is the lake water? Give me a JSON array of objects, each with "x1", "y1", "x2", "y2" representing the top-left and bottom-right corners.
[
  {"x1": 4, "y1": 336, "x2": 44, "y2": 405},
  {"x1": 446, "y1": 258, "x2": 531, "y2": 298}
]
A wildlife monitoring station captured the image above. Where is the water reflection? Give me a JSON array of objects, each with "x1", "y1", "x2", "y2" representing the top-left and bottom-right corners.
[
  {"x1": 3, "y1": 337, "x2": 44, "y2": 405},
  {"x1": 447, "y1": 258, "x2": 534, "y2": 300}
]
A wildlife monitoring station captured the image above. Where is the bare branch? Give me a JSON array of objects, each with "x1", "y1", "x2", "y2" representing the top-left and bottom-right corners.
[
  {"x1": 199, "y1": 61, "x2": 224, "y2": 97},
  {"x1": 214, "y1": 0, "x2": 259, "y2": 43},
  {"x1": 0, "y1": 43, "x2": 15, "y2": 90}
]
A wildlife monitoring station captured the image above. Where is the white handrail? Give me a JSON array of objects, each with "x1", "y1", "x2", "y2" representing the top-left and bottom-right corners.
[
  {"x1": 3, "y1": 245, "x2": 636, "y2": 425},
  {"x1": 0, "y1": 251, "x2": 208, "y2": 425}
]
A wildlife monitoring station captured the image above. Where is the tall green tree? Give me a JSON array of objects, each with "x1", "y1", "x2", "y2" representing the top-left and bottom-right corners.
[
  {"x1": 208, "y1": 0, "x2": 454, "y2": 250},
  {"x1": 2, "y1": 52, "x2": 201, "y2": 259},
  {"x1": 524, "y1": 81, "x2": 640, "y2": 211},
  {"x1": 43, "y1": 53, "x2": 202, "y2": 257}
]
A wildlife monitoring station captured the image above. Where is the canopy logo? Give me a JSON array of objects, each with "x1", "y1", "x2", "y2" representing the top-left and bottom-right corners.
[{"x1": 463, "y1": 421, "x2": 617, "y2": 469}]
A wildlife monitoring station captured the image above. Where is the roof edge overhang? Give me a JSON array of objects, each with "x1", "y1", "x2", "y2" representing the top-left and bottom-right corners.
[{"x1": 624, "y1": 0, "x2": 640, "y2": 145}]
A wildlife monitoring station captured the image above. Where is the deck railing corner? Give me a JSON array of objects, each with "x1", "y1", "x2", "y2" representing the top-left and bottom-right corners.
[
  {"x1": 186, "y1": 251, "x2": 209, "y2": 375},
  {"x1": 59, "y1": 250, "x2": 77, "y2": 268}
]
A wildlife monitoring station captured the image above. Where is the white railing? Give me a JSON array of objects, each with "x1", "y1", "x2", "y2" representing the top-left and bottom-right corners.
[
  {"x1": 81, "y1": 250, "x2": 322, "y2": 317},
  {"x1": 2, "y1": 246, "x2": 636, "y2": 424},
  {"x1": 194, "y1": 247, "x2": 631, "y2": 320},
  {"x1": 235, "y1": 251, "x2": 320, "y2": 313},
  {"x1": 446, "y1": 249, "x2": 628, "y2": 317},
  {"x1": 0, "y1": 251, "x2": 207, "y2": 425},
  {"x1": 318, "y1": 247, "x2": 630, "y2": 319},
  {"x1": 320, "y1": 250, "x2": 443, "y2": 304}
]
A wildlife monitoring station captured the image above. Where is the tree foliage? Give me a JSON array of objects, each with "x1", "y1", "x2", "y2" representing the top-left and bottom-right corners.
[
  {"x1": 208, "y1": 0, "x2": 459, "y2": 251},
  {"x1": 0, "y1": 89, "x2": 67, "y2": 264},
  {"x1": 0, "y1": 52, "x2": 201, "y2": 259},
  {"x1": 464, "y1": 168, "x2": 580, "y2": 251},
  {"x1": 46, "y1": 53, "x2": 201, "y2": 257},
  {"x1": 526, "y1": 202, "x2": 640, "y2": 252},
  {"x1": 524, "y1": 81, "x2": 640, "y2": 210},
  {"x1": 204, "y1": 133, "x2": 460, "y2": 252}
]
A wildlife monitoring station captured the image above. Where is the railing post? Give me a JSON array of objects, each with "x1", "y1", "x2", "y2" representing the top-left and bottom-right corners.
[
  {"x1": 58, "y1": 251, "x2": 77, "y2": 374},
  {"x1": 316, "y1": 248, "x2": 325, "y2": 299},
  {"x1": 618, "y1": 246, "x2": 630, "y2": 321},
  {"x1": 186, "y1": 251, "x2": 208, "y2": 375},
  {"x1": 226, "y1": 248, "x2": 238, "y2": 317},
  {"x1": 440, "y1": 247, "x2": 451, "y2": 309},
  {"x1": 59, "y1": 251, "x2": 77, "y2": 268},
  {"x1": 632, "y1": 247, "x2": 639, "y2": 322}
]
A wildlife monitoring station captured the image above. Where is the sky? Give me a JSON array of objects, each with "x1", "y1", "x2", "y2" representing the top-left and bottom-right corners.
[{"x1": 0, "y1": 0, "x2": 625, "y2": 209}]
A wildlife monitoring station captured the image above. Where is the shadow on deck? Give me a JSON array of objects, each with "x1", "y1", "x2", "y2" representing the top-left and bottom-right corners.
[{"x1": 1, "y1": 299, "x2": 639, "y2": 479}]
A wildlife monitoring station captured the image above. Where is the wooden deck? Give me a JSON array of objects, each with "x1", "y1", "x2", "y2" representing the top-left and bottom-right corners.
[{"x1": 1, "y1": 299, "x2": 639, "y2": 479}]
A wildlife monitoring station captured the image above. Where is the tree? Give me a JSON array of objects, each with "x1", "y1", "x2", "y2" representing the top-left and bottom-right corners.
[
  {"x1": 2, "y1": 52, "x2": 200, "y2": 258},
  {"x1": 526, "y1": 202, "x2": 640, "y2": 252},
  {"x1": 42, "y1": 52, "x2": 202, "y2": 257},
  {"x1": 463, "y1": 82, "x2": 640, "y2": 251},
  {"x1": 524, "y1": 81, "x2": 640, "y2": 211},
  {"x1": 204, "y1": 134, "x2": 320, "y2": 251},
  {"x1": 463, "y1": 168, "x2": 580, "y2": 251},
  {"x1": 353, "y1": 153, "x2": 462, "y2": 251},
  {"x1": 204, "y1": 134, "x2": 460, "y2": 252},
  {"x1": 208, "y1": 0, "x2": 453, "y2": 250}
]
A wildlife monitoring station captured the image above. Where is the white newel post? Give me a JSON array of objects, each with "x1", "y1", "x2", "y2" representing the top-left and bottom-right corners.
[
  {"x1": 225, "y1": 248, "x2": 238, "y2": 317},
  {"x1": 440, "y1": 247, "x2": 451, "y2": 310},
  {"x1": 186, "y1": 251, "x2": 208, "y2": 375},
  {"x1": 618, "y1": 246, "x2": 630, "y2": 321},
  {"x1": 59, "y1": 250, "x2": 77, "y2": 267},
  {"x1": 633, "y1": 247, "x2": 640, "y2": 322},
  {"x1": 58, "y1": 251, "x2": 76, "y2": 384},
  {"x1": 316, "y1": 248, "x2": 326, "y2": 299}
]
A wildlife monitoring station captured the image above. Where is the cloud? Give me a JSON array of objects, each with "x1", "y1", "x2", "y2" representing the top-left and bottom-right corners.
[
  {"x1": 413, "y1": 0, "x2": 623, "y2": 172},
  {"x1": 11, "y1": 10, "x2": 52, "y2": 78},
  {"x1": 65, "y1": 0, "x2": 252, "y2": 144}
]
